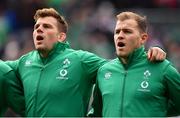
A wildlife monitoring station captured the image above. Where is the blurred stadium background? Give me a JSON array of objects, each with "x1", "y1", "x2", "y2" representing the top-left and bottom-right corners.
[{"x1": 0, "y1": 0, "x2": 180, "y2": 116}]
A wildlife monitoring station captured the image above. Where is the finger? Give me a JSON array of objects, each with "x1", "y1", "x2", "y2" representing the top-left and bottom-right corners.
[
  {"x1": 155, "y1": 53, "x2": 161, "y2": 61},
  {"x1": 163, "y1": 52, "x2": 166, "y2": 60},
  {"x1": 156, "y1": 50, "x2": 166, "y2": 61},
  {"x1": 161, "y1": 51, "x2": 166, "y2": 60},
  {"x1": 151, "y1": 49, "x2": 157, "y2": 61},
  {"x1": 159, "y1": 53, "x2": 166, "y2": 61},
  {"x1": 147, "y1": 48, "x2": 152, "y2": 61}
]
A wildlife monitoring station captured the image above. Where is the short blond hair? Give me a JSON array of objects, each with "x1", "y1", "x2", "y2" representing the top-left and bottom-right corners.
[
  {"x1": 34, "y1": 8, "x2": 68, "y2": 33},
  {"x1": 116, "y1": 12, "x2": 147, "y2": 33}
]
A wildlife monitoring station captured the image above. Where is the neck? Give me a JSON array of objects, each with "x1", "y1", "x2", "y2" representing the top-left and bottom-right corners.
[
  {"x1": 119, "y1": 57, "x2": 128, "y2": 64},
  {"x1": 118, "y1": 46, "x2": 145, "y2": 65},
  {"x1": 39, "y1": 50, "x2": 50, "y2": 58},
  {"x1": 38, "y1": 43, "x2": 58, "y2": 58}
]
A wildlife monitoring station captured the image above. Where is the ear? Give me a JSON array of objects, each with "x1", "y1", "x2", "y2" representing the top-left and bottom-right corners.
[
  {"x1": 141, "y1": 33, "x2": 148, "y2": 45},
  {"x1": 57, "y1": 32, "x2": 66, "y2": 42}
]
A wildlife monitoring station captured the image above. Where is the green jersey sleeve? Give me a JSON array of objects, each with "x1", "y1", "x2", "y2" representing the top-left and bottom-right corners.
[
  {"x1": 78, "y1": 50, "x2": 107, "y2": 81},
  {"x1": 5, "y1": 60, "x2": 19, "y2": 72},
  {"x1": 164, "y1": 64, "x2": 180, "y2": 113},
  {"x1": 0, "y1": 71, "x2": 7, "y2": 116},
  {"x1": 0, "y1": 60, "x2": 25, "y2": 116},
  {"x1": 4, "y1": 60, "x2": 25, "y2": 116}
]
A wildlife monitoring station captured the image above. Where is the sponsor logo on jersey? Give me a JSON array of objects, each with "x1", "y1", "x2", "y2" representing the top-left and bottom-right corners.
[
  {"x1": 104, "y1": 72, "x2": 112, "y2": 80},
  {"x1": 63, "y1": 58, "x2": 70, "y2": 68},
  {"x1": 56, "y1": 58, "x2": 70, "y2": 80},
  {"x1": 141, "y1": 81, "x2": 149, "y2": 89},
  {"x1": 25, "y1": 60, "x2": 32, "y2": 66},
  {"x1": 138, "y1": 70, "x2": 151, "y2": 92},
  {"x1": 144, "y1": 70, "x2": 151, "y2": 79},
  {"x1": 56, "y1": 69, "x2": 68, "y2": 80}
]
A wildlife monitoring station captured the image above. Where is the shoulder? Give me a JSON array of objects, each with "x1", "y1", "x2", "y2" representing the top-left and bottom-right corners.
[
  {"x1": 17, "y1": 50, "x2": 38, "y2": 62},
  {"x1": 63, "y1": 48, "x2": 103, "y2": 59},
  {"x1": 0, "y1": 60, "x2": 12, "y2": 74},
  {"x1": 74, "y1": 50, "x2": 105, "y2": 61},
  {"x1": 56, "y1": 48, "x2": 83, "y2": 61},
  {"x1": 74, "y1": 50, "x2": 97, "y2": 57},
  {"x1": 99, "y1": 58, "x2": 120, "y2": 71},
  {"x1": 20, "y1": 50, "x2": 37, "y2": 59},
  {"x1": 148, "y1": 59, "x2": 171, "y2": 71}
]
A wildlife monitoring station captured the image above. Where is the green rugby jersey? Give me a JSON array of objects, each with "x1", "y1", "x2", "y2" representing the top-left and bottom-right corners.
[
  {"x1": 7, "y1": 42, "x2": 106, "y2": 117},
  {"x1": 95, "y1": 46, "x2": 180, "y2": 117},
  {"x1": 0, "y1": 61, "x2": 25, "y2": 116}
]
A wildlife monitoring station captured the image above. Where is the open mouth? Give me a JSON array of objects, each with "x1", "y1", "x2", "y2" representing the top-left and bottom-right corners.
[
  {"x1": 117, "y1": 42, "x2": 125, "y2": 47},
  {"x1": 36, "y1": 35, "x2": 44, "y2": 41}
]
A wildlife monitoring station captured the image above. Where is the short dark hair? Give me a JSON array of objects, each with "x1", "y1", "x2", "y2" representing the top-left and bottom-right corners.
[{"x1": 34, "y1": 8, "x2": 68, "y2": 33}]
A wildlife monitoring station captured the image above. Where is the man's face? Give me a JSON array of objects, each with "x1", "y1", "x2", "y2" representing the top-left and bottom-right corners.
[
  {"x1": 33, "y1": 16, "x2": 60, "y2": 52},
  {"x1": 114, "y1": 19, "x2": 147, "y2": 58}
]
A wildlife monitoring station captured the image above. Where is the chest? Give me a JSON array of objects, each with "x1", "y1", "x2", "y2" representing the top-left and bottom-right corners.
[
  {"x1": 19, "y1": 57, "x2": 85, "y2": 97},
  {"x1": 98, "y1": 65, "x2": 165, "y2": 100}
]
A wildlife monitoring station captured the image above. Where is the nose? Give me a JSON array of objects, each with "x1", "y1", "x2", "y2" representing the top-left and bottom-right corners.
[
  {"x1": 36, "y1": 25, "x2": 43, "y2": 33},
  {"x1": 118, "y1": 31, "x2": 124, "y2": 40}
]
